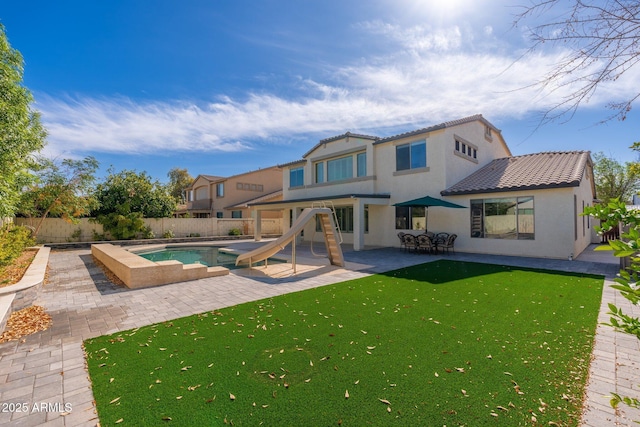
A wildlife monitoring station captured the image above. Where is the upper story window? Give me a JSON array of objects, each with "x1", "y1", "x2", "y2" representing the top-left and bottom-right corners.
[
  {"x1": 216, "y1": 183, "x2": 224, "y2": 197},
  {"x1": 290, "y1": 167, "x2": 304, "y2": 188},
  {"x1": 357, "y1": 152, "x2": 366, "y2": 177},
  {"x1": 455, "y1": 138, "x2": 477, "y2": 160},
  {"x1": 315, "y1": 162, "x2": 324, "y2": 184},
  {"x1": 396, "y1": 140, "x2": 426, "y2": 171},
  {"x1": 327, "y1": 156, "x2": 353, "y2": 181}
]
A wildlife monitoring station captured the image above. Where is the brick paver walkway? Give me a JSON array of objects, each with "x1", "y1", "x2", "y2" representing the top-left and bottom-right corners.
[{"x1": 0, "y1": 242, "x2": 636, "y2": 426}]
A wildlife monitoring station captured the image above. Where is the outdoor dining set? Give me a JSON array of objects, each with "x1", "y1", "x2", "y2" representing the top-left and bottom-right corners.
[{"x1": 397, "y1": 231, "x2": 457, "y2": 254}]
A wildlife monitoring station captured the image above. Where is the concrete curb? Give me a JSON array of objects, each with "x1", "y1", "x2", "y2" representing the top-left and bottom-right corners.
[{"x1": 0, "y1": 246, "x2": 50, "y2": 330}]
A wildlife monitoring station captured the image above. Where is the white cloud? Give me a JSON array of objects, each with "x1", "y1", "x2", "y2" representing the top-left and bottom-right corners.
[{"x1": 36, "y1": 22, "x2": 637, "y2": 158}]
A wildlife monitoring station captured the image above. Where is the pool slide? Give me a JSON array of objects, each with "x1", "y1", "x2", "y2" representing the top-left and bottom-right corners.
[{"x1": 235, "y1": 207, "x2": 344, "y2": 267}]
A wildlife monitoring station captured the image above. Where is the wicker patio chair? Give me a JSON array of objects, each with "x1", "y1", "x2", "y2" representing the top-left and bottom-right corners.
[
  {"x1": 439, "y1": 233, "x2": 457, "y2": 254},
  {"x1": 397, "y1": 232, "x2": 406, "y2": 251},
  {"x1": 402, "y1": 234, "x2": 418, "y2": 253},
  {"x1": 417, "y1": 234, "x2": 435, "y2": 254}
]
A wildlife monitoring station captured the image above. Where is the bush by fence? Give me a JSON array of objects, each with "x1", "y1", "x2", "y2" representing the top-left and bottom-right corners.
[{"x1": 15, "y1": 217, "x2": 283, "y2": 243}]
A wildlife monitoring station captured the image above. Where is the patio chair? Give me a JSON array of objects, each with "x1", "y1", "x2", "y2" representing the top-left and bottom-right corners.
[
  {"x1": 417, "y1": 234, "x2": 435, "y2": 254},
  {"x1": 425, "y1": 231, "x2": 435, "y2": 240},
  {"x1": 397, "y1": 232, "x2": 406, "y2": 251},
  {"x1": 402, "y1": 234, "x2": 418, "y2": 253},
  {"x1": 435, "y1": 232, "x2": 449, "y2": 245},
  {"x1": 439, "y1": 233, "x2": 457, "y2": 254}
]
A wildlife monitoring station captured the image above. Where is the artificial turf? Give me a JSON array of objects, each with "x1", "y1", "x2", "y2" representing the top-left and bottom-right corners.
[{"x1": 84, "y1": 260, "x2": 603, "y2": 426}]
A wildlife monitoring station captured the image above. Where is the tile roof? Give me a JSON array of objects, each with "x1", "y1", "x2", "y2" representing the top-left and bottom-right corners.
[
  {"x1": 303, "y1": 132, "x2": 380, "y2": 159},
  {"x1": 374, "y1": 114, "x2": 500, "y2": 145},
  {"x1": 441, "y1": 151, "x2": 591, "y2": 196}
]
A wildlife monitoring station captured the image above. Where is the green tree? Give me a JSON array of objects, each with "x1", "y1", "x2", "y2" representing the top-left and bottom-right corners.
[
  {"x1": 18, "y1": 156, "x2": 99, "y2": 238},
  {"x1": 92, "y1": 169, "x2": 176, "y2": 239},
  {"x1": 584, "y1": 200, "x2": 640, "y2": 413},
  {"x1": 0, "y1": 24, "x2": 47, "y2": 218},
  {"x1": 167, "y1": 167, "x2": 193, "y2": 203},
  {"x1": 592, "y1": 152, "x2": 640, "y2": 204}
]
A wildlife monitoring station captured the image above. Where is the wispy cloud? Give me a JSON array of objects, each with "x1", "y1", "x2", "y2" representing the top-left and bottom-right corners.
[{"x1": 36, "y1": 21, "x2": 638, "y2": 159}]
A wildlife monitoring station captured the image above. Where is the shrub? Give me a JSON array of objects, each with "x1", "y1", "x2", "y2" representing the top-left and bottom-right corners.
[
  {"x1": 228, "y1": 228, "x2": 242, "y2": 236},
  {"x1": 187, "y1": 233, "x2": 200, "y2": 237},
  {"x1": 93, "y1": 212, "x2": 146, "y2": 240},
  {"x1": 162, "y1": 229, "x2": 175, "y2": 239},
  {"x1": 141, "y1": 226, "x2": 155, "y2": 239},
  {"x1": 68, "y1": 228, "x2": 82, "y2": 242},
  {"x1": 0, "y1": 225, "x2": 35, "y2": 268}
]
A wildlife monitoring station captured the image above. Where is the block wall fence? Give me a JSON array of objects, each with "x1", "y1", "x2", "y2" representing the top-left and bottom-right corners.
[{"x1": 15, "y1": 217, "x2": 283, "y2": 243}]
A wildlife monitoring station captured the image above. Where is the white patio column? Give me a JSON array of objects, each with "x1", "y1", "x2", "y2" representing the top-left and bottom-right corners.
[
  {"x1": 353, "y1": 199, "x2": 364, "y2": 251},
  {"x1": 253, "y1": 209, "x2": 262, "y2": 241}
]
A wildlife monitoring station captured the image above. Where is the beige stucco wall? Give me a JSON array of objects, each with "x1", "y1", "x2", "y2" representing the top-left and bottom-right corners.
[
  {"x1": 439, "y1": 186, "x2": 592, "y2": 259},
  {"x1": 276, "y1": 119, "x2": 594, "y2": 259}
]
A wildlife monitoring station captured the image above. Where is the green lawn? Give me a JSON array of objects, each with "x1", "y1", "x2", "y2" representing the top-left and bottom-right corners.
[{"x1": 84, "y1": 260, "x2": 603, "y2": 426}]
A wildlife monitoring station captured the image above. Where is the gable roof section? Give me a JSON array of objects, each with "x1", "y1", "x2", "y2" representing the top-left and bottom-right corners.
[
  {"x1": 302, "y1": 132, "x2": 380, "y2": 159},
  {"x1": 374, "y1": 114, "x2": 501, "y2": 145},
  {"x1": 441, "y1": 151, "x2": 592, "y2": 196}
]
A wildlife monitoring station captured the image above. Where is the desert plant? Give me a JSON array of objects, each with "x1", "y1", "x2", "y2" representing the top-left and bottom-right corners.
[
  {"x1": 228, "y1": 228, "x2": 241, "y2": 236},
  {"x1": 0, "y1": 225, "x2": 35, "y2": 268},
  {"x1": 162, "y1": 229, "x2": 174, "y2": 239}
]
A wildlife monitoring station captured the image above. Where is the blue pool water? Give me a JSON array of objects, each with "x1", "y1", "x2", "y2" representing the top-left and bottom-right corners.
[{"x1": 135, "y1": 246, "x2": 283, "y2": 269}]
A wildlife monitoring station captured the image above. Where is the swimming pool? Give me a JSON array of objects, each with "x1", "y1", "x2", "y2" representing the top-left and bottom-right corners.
[{"x1": 134, "y1": 246, "x2": 284, "y2": 269}]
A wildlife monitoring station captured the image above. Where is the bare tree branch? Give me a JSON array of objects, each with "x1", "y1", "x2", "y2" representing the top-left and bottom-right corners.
[{"x1": 514, "y1": 0, "x2": 640, "y2": 123}]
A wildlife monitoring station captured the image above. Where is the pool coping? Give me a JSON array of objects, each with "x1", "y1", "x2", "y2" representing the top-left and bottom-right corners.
[{"x1": 91, "y1": 243, "x2": 229, "y2": 288}]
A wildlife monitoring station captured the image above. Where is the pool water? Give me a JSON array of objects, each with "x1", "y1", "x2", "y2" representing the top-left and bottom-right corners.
[{"x1": 135, "y1": 246, "x2": 283, "y2": 269}]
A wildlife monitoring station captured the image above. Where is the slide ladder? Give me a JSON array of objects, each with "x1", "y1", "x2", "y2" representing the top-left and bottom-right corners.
[{"x1": 235, "y1": 206, "x2": 345, "y2": 268}]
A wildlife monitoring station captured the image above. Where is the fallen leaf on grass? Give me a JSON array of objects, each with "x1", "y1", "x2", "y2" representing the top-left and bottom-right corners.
[
  {"x1": 379, "y1": 399, "x2": 390, "y2": 405},
  {"x1": 110, "y1": 397, "x2": 121, "y2": 404},
  {"x1": 229, "y1": 393, "x2": 236, "y2": 400},
  {"x1": 345, "y1": 390, "x2": 349, "y2": 399},
  {"x1": 115, "y1": 419, "x2": 123, "y2": 424}
]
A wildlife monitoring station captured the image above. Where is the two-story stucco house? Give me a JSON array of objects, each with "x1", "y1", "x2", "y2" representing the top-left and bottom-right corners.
[
  {"x1": 250, "y1": 114, "x2": 596, "y2": 260},
  {"x1": 184, "y1": 166, "x2": 283, "y2": 219}
]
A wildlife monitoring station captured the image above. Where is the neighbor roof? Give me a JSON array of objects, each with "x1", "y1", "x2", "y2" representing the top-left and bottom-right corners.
[{"x1": 441, "y1": 151, "x2": 592, "y2": 196}]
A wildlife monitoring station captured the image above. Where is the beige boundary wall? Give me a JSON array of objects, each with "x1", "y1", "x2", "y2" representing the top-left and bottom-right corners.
[{"x1": 15, "y1": 217, "x2": 282, "y2": 243}]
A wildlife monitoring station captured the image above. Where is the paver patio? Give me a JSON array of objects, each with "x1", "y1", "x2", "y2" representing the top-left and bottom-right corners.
[{"x1": 0, "y1": 241, "x2": 637, "y2": 426}]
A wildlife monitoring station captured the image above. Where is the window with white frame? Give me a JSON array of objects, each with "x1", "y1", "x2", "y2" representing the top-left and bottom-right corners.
[
  {"x1": 289, "y1": 167, "x2": 304, "y2": 187},
  {"x1": 455, "y1": 137, "x2": 477, "y2": 160},
  {"x1": 395, "y1": 206, "x2": 426, "y2": 230},
  {"x1": 470, "y1": 197, "x2": 534, "y2": 239},
  {"x1": 357, "y1": 152, "x2": 366, "y2": 177},
  {"x1": 396, "y1": 140, "x2": 426, "y2": 171},
  {"x1": 315, "y1": 161, "x2": 324, "y2": 184},
  {"x1": 327, "y1": 156, "x2": 353, "y2": 181},
  {"x1": 315, "y1": 206, "x2": 369, "y2": 233}
]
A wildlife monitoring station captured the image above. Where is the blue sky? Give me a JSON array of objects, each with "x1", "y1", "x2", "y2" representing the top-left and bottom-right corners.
[{"x1": 2, "y1": 0, "x2": 638, "y2": 183}]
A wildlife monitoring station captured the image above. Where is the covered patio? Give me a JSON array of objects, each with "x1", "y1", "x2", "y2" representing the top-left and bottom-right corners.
[{"x1": 248, "y1": 193, "x2": 391, "y2": 251}]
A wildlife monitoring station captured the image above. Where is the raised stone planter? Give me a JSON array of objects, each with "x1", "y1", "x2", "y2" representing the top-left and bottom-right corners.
[{"x1": 0, "y1": 246, "x2": 50, "y2": 331}]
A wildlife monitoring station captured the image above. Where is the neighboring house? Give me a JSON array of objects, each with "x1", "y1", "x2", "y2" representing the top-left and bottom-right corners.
[
  {"x1": 249, "y1": 114, "x2": 596, "y2": 259},
  {"x1": 184, "y1": 166, "x2": 283, "y2": 219}
]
